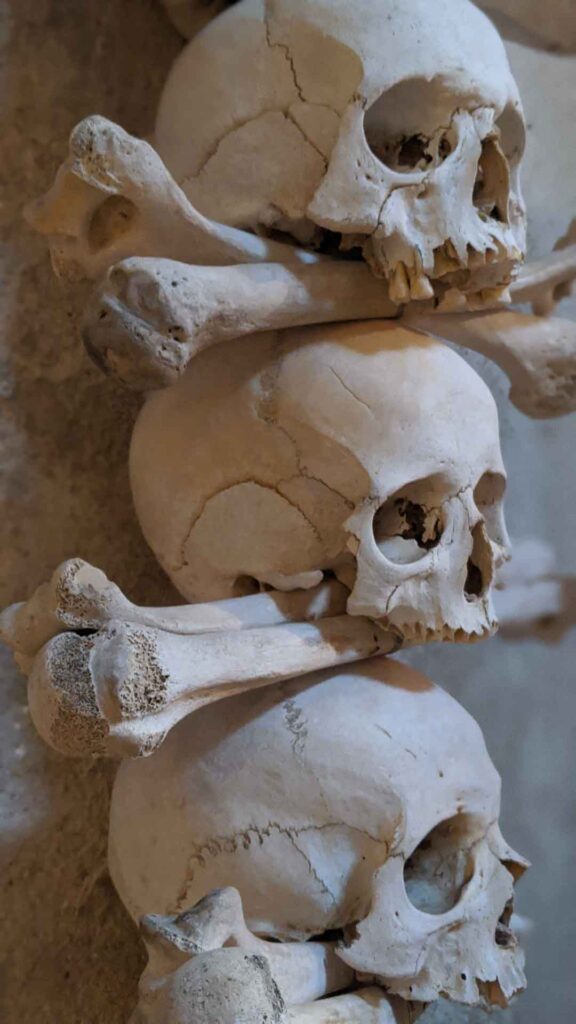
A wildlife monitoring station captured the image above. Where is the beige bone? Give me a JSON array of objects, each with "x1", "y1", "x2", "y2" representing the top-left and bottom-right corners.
[
  {"x1": 84, "y1": 254, "x2": 576, "y2": 418},
  {"x1": 0, "y1": 557, "x2": 348, "y2": 667},
  {"x1": 83, "y1": 257, "x2": 398, "y2": 389},
  {"x1": 133, "y1": 886, "x2": 418, "y2": 1024},
  {"x1": 26, "y1": 116, "x2": 316, "y2": 282},
  {"x1": 409, "y1": 308, "x2": 576, "y2": 419},
  {"x1": 26, "y1": 611, "x2": 393, "y2": 758},
  {"x1": 28, "y1": 116, "x2": 576, "y2": 417},
  {"x1": 139, "y1": 887, "x2": 353, "y2": 1009},
  {"x1": 29, "y1": 115, "x2": 575, "y2": 309}
]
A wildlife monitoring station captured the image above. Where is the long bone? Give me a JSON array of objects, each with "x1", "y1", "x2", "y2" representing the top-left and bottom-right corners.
[
  {"x1": 139, "y1": 887, "x2": 354, "y2": 1007},
  {"x1": 406, "y1": 308, "x2": 576, "y2": 419},
  {"x1": 25, "y1": 116, "x2": 319, "y2": 283},
  {"x1": 3, "y1": 545, "x2": 563, "y2": 672},
  {"x1": 0, "y1": 558, "x2": 348, "y2": 667},
  {"x1": 134, "y1": 886, "x2": 419, "y2": 1024},
  {"x1": 29, "y1": 115, "x2": 576, "y2": 308},
  {"x1": 28, "y1": 117, "x2": 576, "y2": 415},
  {"x1": 27, "y1": 612, "x2": 394, "y2": 758},
  {"x1": 84, "y1": 254, "x2": 576, "y2": 418}
]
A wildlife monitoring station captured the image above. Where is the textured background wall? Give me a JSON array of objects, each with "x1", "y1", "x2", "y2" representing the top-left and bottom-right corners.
[{"x1": 0, "y1": 2, "x2": 574, "y2": 1022}]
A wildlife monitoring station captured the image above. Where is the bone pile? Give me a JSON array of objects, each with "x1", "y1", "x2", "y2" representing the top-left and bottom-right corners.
[{"x1": 2, "y1": 0, "x2": 576, "y2": 1021}]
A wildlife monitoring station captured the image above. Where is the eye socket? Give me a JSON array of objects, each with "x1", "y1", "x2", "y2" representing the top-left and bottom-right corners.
[
  {"x1": 373, "y1": 479, "x2": 446, "y2": 565},
  {"x1": 366, "y1": 130, "x2": 454, "y2": 173},
  {"x1": 363, "y1": 76, "x2": 457, "y2": 173},
  {"x1": 404, "y1": 813, "x2": 477, "y2": 915}
]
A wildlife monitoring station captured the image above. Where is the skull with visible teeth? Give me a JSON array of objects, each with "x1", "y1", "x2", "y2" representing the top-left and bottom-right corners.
[
  {"x1": 130, "y1": 321, "x2": 510, "y2": 643},
  {"x1": 155, "y1": 0, "x2": 526, "y2": 307}
]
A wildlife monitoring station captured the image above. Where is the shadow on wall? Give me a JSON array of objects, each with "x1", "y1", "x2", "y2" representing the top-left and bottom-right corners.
[{"x1": 0, "y1": 3, "x2": 182, "y2": 1022}]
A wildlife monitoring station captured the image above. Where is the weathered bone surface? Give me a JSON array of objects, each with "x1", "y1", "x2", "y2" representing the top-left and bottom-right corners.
[
  {"x1": 156, "y1": 0, "x2": 527, "y2": 305},
  {"x1": 130, "y1": 321, "x2": 509, "y2": 642},
  {"x1": 137, "y1": 886, "x2": 354, "y2": 1009},
  {"x1": 407, "y1": 308, "x2": 576, "y2": 419},
  {"x1": 28, "y1": 113, "x2": 576, "y2": 417},
  {"x1": 25, "y1": 116, "x2": 315, "y2": 284},
  {"x1": 24, "y1": 610, "x2": 389, "y2": 758},
  {"x1": 0, "y1": 557, "x2": 348, "y2": 665},
  {"x1": 131, "y1": 886, "x2": 419, "y2": 1022},
  {"x1": 83, "y1": 251, "x2": 576, "y2": 418},
  {"x1": 110, "y1": 657, "x2": 528, "y2": 1007},
  {"x1": 83, "y1": 257, "x2": 398, "y2": 390}
]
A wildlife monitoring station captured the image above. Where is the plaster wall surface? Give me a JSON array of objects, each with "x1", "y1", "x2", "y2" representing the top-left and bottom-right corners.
[{"x1": 0, "y1": 3, "x2": 574, "y2": 1022}]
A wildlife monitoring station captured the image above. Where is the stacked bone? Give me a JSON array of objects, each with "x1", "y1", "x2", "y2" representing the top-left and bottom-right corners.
[{"x1": 3, "y1": 0, "x2": 576, "y2": 1021}]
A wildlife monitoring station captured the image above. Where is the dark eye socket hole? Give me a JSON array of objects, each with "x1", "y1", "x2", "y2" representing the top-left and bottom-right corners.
[
  {"x1": 363, "y1": 75, "x2": 456, "y2": 173},
  {"x1": 373, "y1": 493, "x2": 444, "y2": 565},
  {"x1": 367, "y1": 131, "x2": 453, "y2": 173},
  {"x1": 404, "y1": 813, "x2": 477, "y2": 915}
]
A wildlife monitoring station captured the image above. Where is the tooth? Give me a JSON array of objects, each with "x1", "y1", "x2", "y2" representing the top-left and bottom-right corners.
[
  {"x1": 437, "y1": 288, "x2": 468, "y2": 312},
  {"x1": 409, "y1": 272, "x2": 435, "y2": 301},
  {"x1": 445, "y1": 239, "x2": 460, "y2": 261},
  {"x1": 481, "y1": 286, "x2": 511, "y2": 306},
  {"x1": 389, "y1": 262, "x2": 410, "y2": 304}
]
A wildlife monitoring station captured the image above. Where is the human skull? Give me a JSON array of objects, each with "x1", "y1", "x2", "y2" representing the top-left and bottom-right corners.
[
  {"x1": 109, "y1": 657, "x2": 528, "y2": 1006},
  {"x1": 130, "y1": 322, "x2": 509, "y2": 643},
  {"x1": 155, "y1": 0, "x2": 526, "y2": 305}
]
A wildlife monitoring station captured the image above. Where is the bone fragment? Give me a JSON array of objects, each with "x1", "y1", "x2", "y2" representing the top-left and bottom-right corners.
[
  {"x1": 287, "y1": 991, "x2": 420, "y2": 1023},
  {"x1": 408, "y1": 308, "x2": 576, "y2": 418},
  {"x1": 494, "y1": 537, "x2": 576, "y2": 640},
  {"x1": 134, "y1": 887, "x2": 416, "y2": 1023},
  {"x1": 0, "y1": 558, "x2": 348, "y2": 664},
  {"x1": 84, "y1": 257, "x2": 399, "y2": 389},
  {"x1": 26, "y1": 116, "x2": 316, "y2": 283},
  {"x1": 140, "y1": 887, "x2": 353, "y2": 1007},
  {"x1": 84, "y1": 253, "x2": 576, "y2": 417},
  {"x1": 27, "y1": 614, "x2": 394, "y2": 758},
  {"x1": 512, "y1": 240, "x2": 576, "y2": 315}
]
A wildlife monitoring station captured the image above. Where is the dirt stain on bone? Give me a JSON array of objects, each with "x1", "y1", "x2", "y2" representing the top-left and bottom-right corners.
[{"x1": 283, "y1": 698, "x2": 308, "y2": 757}]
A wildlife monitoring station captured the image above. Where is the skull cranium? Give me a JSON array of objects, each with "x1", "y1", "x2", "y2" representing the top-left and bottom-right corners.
[
  {"x1": 130, "y1": 322, "x2": 509, "y2": 643},
  {"x1": 109, "y1": 657, "x2": 528, "y2": 1006},
  {"x1": 155, "y1": 0, "x2": 527, "y2": 305}
]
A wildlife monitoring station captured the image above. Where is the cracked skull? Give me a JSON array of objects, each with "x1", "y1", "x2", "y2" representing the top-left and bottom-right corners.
[
  {"x1": 109, "y1": 657, "x2": 528, "y2": 1007},
  {"x1": 130, "y1": 321, "x2": 510, "y2": 643},
  {"x1": 155, "y1": 0, "x2": 527, "y2": 305}
]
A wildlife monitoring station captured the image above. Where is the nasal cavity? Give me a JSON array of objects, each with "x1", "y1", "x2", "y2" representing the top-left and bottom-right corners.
[{"x1": 464, "y1": 521, "x2": 492, "y2": 601}]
